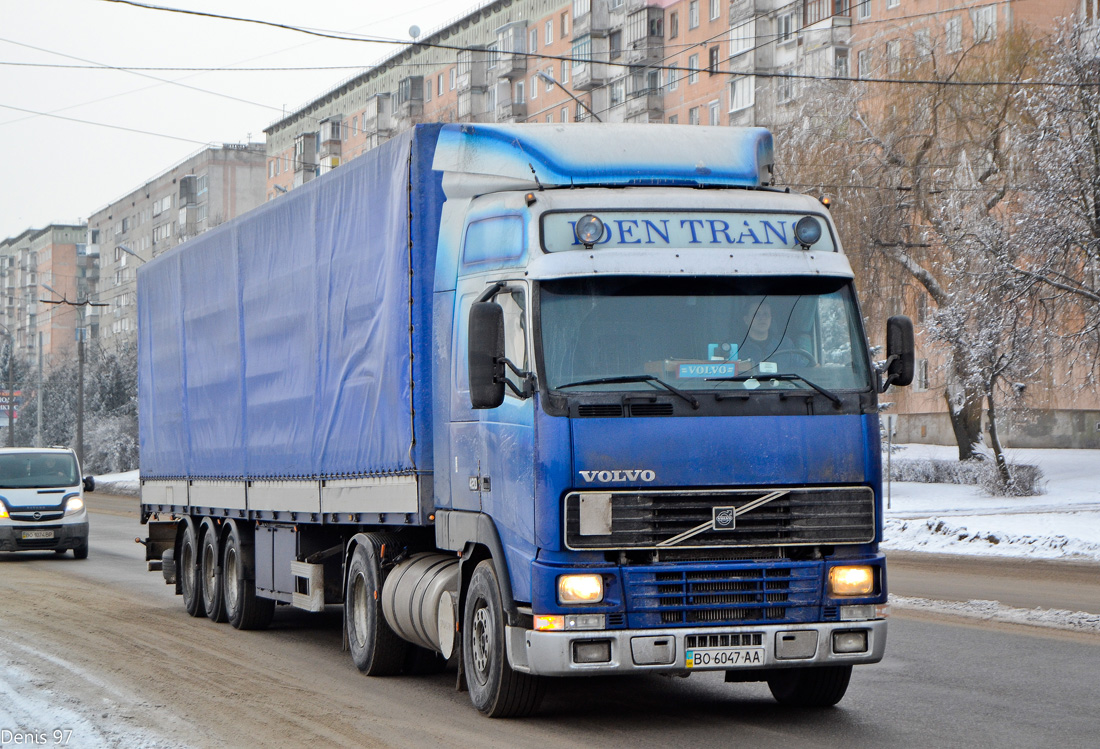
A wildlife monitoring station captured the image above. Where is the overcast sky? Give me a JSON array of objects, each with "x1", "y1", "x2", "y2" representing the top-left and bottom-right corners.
[{"x1": 0, "y1": 0, "x2": 465, "y2": 241}]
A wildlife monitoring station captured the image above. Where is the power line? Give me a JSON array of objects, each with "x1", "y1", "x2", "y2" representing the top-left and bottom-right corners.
[{"x1": 0, "y1": 103, "x2": 210, "y2": 145}]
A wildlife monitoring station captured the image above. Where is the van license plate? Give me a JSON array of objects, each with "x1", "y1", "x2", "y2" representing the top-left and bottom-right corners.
[
  {"x1": 685, "y1": 647, "x2": 765, "y2": 669},
  {"x1": 22, "y1": 530, "x2": 54, "y2": 540}
]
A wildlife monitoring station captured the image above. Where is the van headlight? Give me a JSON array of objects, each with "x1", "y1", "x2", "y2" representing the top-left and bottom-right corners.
[
  {"x1": 558, "y1": 574, "x2": 604, "y2": 604},
  {"x1": 64, "y1": 497, "x2": 85, "y2": 516}
]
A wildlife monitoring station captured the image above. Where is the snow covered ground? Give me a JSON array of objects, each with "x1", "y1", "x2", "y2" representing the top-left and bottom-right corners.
[{"x1": 882, "y1": 444, "x2": 1100, "y2": 562}]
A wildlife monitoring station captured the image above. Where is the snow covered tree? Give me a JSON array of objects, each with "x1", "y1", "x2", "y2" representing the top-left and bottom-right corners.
[{"x1": 777, "y1": 29, "x2": 1043, "y2": 470}]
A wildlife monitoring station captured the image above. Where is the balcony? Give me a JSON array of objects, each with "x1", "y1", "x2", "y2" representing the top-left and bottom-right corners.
[
  {"x1": 624, "y1": 37, "x2": 663, "y2": 65},
  {"x1": 496, "y1": 98, "x2": 527, "y2": 122},
  {"x1": 625, "y1": 88, "x2": 664, "y2": 118},
  {"x1": 495, "y1": 53, "x2": 527, "y2": 80},
  {"x1": 572, "y1": 7, "x2": 610, "y2": 39},
  {"x1": 572, "y1": 61, "x2": 609, "y2": 91}
]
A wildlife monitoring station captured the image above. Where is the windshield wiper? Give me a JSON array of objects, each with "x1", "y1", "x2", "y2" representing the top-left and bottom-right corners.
[
  {"x1": 555, "y1": 375, "x2": 700, "y2": 409},
  {"x1": 706, "y1": 373, "x2": 842, "y2": 407}
]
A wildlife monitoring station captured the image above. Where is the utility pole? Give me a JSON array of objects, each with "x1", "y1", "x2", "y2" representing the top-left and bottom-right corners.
[
  {"x1": 0, "y1": 325, "x2": 14, "y2": 446},
  {"x1": 39, "y1": 283, "x2": 107, "y2": 469}
]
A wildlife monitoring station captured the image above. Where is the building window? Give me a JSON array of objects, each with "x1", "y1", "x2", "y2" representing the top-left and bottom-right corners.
[
  {"x1": 561, "y1": 12, "x2": 569, "y2": 38},
  {"x1": 669, "y1": 11, "x2": 679, "y2": 38},
  {"x1": 689, "y1": 1, "x2": 699, "y2": 29},
  {"x1": 914, "y1": 359, "x2": 929, "y2": 391},
  {"x1": 857, "y1": 0, "x2": 870, "y2": 20},
  {"x1": 914, "y1": 29, "x2": 932, "y2": 59},
  {"x1": 886, "y1": 39, "x2": 900, "y2": 73},
  {"x1": 729, "y1": 76, "x2": 754, "y2": 111},
  {"x1": 545, "y1": 68, "x2": 554, "y2": 92},
  {"x1": 530, "y1": 75, "x2": 538, "y2": 99},
  {"x1": 887, "y1": 0, "x2": 899, "y2": 8},
  {"x1": 777, "y1": 67, "x2": 795, "y2": 103},
  {"x1": 666, "y1": 66, "x2": 678, "y2": 91},
  {"x1": 857, "y1": 48, "x2": 872, "y2": 78},
  {"x1": 710, "y1": 0, "x2": 720, "y2": 21},
  {"x1": 669, "y1": 114, "x2": 678, "y2": 124},
  {"x1": 573, "y1": 0, "x2": 590, "y2": 17},
  {"x1": 708, "y1": 99, "x2": 720, "y2": 125},
  {"x1": 688, "y1": 54, "x2": 699, "y2": 84},
  {"x1": 515, "y1": 80, "x2": 525, "y2": 103},
  {"x1": 708, "y1": 46, "x2": 719, "y2": 74},
  {"x1": 610, "y1": 30, "x2": 622, "y2": 60},
  {"x1": 945, "y1": 17, "x2": 962, "y2": 53},
  {"x1": 835, "y1": 48, "x2": 849, "y2": 78},
  {"x1": 688, "y1": 106, "x2": 699, "y2": 125},
  {"x1": 449, "y1": 68, "x2": 456, "y2": 90},
  {"x1": 611, "y1": 79, "x2": 625, "y2": 105},
  {"x1": 973, "y1": 6, "x2": 996, "y2": 43},
  {"x1": 572, "y1": 36, "x2": 592, "y2": 68},
  {"x1": 438, "y1": 74, "x2": 444, "y2": 96},
  {"x1": 730, "y1": 20, "x2": 753, "y2": 58},
  {"x1": 561, "y1": 59, "x2": 570, "y2": 84},
  {"x1": 562, "y1": 106, "x2": 570, "y2": 122},
  {"x1": 545, "y1": 20, "x2": 553, "y2": 46},
  {"x1": 778, "y1": 12, "x2": 796, "y2": 44},
  {"x1": 530, "y1": 27, "x2": 538, "y2": 52}
]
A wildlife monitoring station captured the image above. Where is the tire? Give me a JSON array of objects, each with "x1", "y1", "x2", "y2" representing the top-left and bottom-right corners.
[
  {"x1": 767, "y1": 665, "x2": 852, "y2": 707},
  {"x1": 222, "y1": 525, "x2": 274, "y2": 631},
  {"x1": 54, "y1": 548, "x2": 68, "y2": 555},
  {"x1": 345, "y1": 538, "x2": 408, "y2": 676},
  {"x1": 200, "y1": 526, "x2": 226, "y2": 623},
  {"x1": 180, "y1": 521, "x2": 206, "y2": 618},
  {"x1": 72, "y1": 542, "x2": 88, "y2": 560},
  {"x1": 462, "y1": 560, "x2": 544, "y2": 718}
]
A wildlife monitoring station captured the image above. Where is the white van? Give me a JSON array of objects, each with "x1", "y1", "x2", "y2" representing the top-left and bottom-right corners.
[{"x1": 0, "y1": 447, "x2": 94, "y2": 558}]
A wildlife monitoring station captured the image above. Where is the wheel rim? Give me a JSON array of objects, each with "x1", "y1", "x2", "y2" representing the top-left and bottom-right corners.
[
  {"x1": 224, "y1": 545, "x2": 239, "y2": 618},
  {"x1": 182, "y1": 537, "x2": 195, "y2": 599},
  {"x1": 351, "y1": 572, "x2": 368, "y2": 647},
  {"x1": 202, "y1": 541, "x2": 216, "y2": 601},
  {"x1": 471, "y1": 600, "x2": 492, "y2": 682}
]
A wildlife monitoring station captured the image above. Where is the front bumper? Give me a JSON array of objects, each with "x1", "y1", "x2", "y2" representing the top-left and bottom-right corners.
[
  {"x1": 0, "y1": 521, "x2": 89, "y2": 552},
  {"x1": 506, "y1": 619, "x2": 887, "y2": 676}
]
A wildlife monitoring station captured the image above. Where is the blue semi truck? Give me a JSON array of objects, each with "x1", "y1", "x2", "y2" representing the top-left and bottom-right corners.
[{"x1": 138, "y1": 123, "x2": 914, "y2": 717}]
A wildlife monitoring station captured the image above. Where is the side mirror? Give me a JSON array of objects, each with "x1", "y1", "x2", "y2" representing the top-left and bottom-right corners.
[
  {"x1": 885, "y1": 315, "x2": 915, "y2": 388},
  {"x1": 469, "y1": 302, "x2": 506, "y2": 409},
  {"x1": 83, "y1": 475, "x2": 96, "y2": 493}
]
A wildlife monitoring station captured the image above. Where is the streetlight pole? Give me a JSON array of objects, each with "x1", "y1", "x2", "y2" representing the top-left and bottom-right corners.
[
  {"x1": 0, "y1": 324, "x2": 14, "y2": 446},
  {"x1": 534, "y1": 71, "x2": 603, "y2": 123},
  {"x1": 39, "y1": 283, "x2": 107, "y2": 469}
]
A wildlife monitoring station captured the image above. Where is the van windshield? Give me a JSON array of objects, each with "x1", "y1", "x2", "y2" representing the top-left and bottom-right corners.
[{"x1": 0, "y1": 453, "x2": 80, "y2": 489}]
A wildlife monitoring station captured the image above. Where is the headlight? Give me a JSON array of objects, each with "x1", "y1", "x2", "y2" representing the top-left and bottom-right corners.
[
  {"x1": 557, "y1": 574, "x2": 604, "y2": 604},
  {"x1": 829, "y1": 565, "x2": 875, "y2": 597},
  {"x1": 64, "y1": 497, "x2": 85, "y2": 516},
  {"x1": 0, "y1": 504, "x2": 7, "y2": 519}
]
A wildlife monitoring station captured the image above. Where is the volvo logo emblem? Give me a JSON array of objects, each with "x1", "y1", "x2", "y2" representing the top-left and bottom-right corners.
[
  {"x1": 578, "y1": 469, "x2": 656, "y2": 483},
  {"x1": 712, "y1": 506, "x2": 736, "y2": 530},
  {"x1": 33, "y1": 512, "x2": 42, "y2": 520}
]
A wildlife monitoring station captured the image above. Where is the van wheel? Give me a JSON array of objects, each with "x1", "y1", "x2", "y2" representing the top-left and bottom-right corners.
[
  {"x1": 345, "y1": 537, "x2": 407, "y2": 676},
  {"x1": 767, "y1": 665, "x2": 852, "y2": 707},
  {"x1": 200, "y1": 528, "x2": 226, "y2": 622},
  {"x1": 463, "y1": 560, "x2": 544, "y2": 717},
  {"x1": 180, "y1": 522, "x2": 205, "y2": 617},
  {"x1": 222, "y1": 524, "x2": 273, "y2": 630},
  {"x1": 72, "y1": 542, "x2": 88, "y2": 560}
]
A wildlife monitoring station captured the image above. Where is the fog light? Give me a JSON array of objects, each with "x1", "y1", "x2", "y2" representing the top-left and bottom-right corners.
[
  {"x1": 535, "y1": 615, "x2": 565, "y2": 631},
  {"x1": 829, "y1": 565, "x2": 875, "y2": 596},
  {"x1": 573, "y1": 639, "x2": 612, "y2": 664},
  {"x1": 558, "y1": 574, "x2": 604, "y2": 604},
  {"x1": 565, "y1": 614, "x2": 606, "y2": 630},
  {"x1": 833, "y1": 630, "x2": 868, "y2": 654}
]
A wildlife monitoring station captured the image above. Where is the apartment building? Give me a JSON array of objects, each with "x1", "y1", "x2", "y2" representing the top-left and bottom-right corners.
[
  {"x1": 263, "y1": 0, "x2": 1097, "y2": 446},
  {"x1": 86, "y1": 143, "x2": 266, "y2": 347},
  {"x1": 0, "y1": 225, "x2": 92, "y2": 368}
]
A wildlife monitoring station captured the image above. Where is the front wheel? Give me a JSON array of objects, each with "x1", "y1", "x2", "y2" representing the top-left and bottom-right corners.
[
  {"x1": 462, "y1": 560, "x2": 543, "y2": 718},
  {"x1": 766, "y1": 665, "x2": 852, "y2": 707}
]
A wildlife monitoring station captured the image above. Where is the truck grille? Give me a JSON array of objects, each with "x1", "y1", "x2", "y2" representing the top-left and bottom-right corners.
[
  {"x1": 624, "y1": 562, "x2": 822, "y2": 628},
  {"x1": 564, "y1": 486, "x2": 875, "y2": 550}
]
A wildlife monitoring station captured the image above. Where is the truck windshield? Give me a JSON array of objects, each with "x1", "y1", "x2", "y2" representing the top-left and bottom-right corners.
[
  {"x1": 0, "y1": 452, "x2": 80, "y2": 489},
  {"x1": 539, "y1": 276, "x2": 873, "y2": 394}
]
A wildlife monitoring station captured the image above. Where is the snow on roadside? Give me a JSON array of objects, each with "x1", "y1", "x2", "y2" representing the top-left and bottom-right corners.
[
  {"x1": 882, "y1": 445, "x2": 1100, "y2": 563},
  {"x1": 91, "y1": 469, "x2": 139, "y2": 497},
  {"x1": 891, "y1": 596, "x2": 1100, "y2": 635}
]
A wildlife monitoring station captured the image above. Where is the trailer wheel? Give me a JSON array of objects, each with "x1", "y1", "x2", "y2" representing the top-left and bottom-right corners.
[
  {"x1": 766, "y1": 665, "x2": 852, "y2": 707},
  {"x1": 180, "y1": 521, "x2": 206, "y2": 618},
  {"x1": 462, "y1": 560, "x2": 544, "y2": 718},
  {"x1": 345, "y1": 539, "x2": 407, "y2": 676},
  {"x1": 222, "y1": 525, "x2": 274, "y2": 631},
  {"x1": 200, "y1": 527, "x2": 226, "y2": 623}
]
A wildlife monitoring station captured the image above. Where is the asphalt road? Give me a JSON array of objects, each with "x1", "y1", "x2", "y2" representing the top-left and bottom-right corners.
[{"x1": 0, "y1": 496, "x2": 1096, "y2": 747}]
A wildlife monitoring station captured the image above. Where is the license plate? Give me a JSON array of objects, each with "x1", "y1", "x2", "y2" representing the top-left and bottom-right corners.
[
  {"x1": 22, "y1": 530, "x2": 55, "y2": 540},
  {"x1": 685, "y1": 647, "x2": 765, "y2": 669}
]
